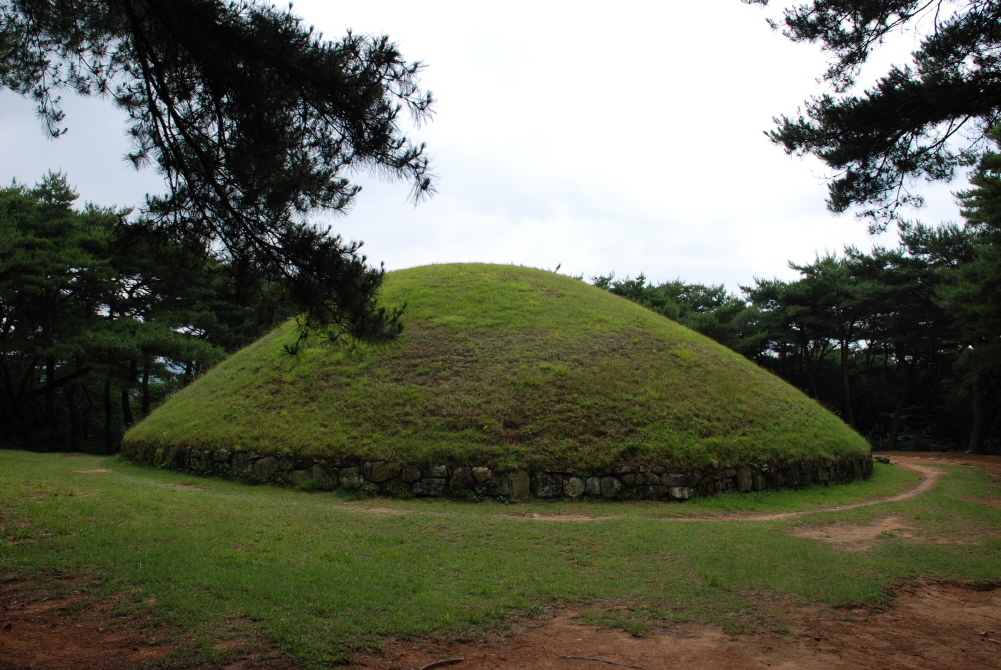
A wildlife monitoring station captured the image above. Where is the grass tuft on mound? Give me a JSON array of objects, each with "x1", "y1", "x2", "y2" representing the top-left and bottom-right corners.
[{"x1": 124, "y1": 263, "x2": 868, "y2": 470}]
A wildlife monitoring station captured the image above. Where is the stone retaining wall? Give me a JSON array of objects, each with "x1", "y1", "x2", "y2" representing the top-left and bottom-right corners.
[{"x1": 121, "y1": 441, "x2": 874, "y2": 501}]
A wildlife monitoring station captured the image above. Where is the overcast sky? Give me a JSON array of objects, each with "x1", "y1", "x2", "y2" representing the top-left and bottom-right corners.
[{"x1": 0, "y1": 0, "x2": 964, "y2": 293}]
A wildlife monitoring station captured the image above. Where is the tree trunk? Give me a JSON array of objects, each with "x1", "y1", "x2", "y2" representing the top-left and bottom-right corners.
[
  {"x1": 104, "y1": 375, "x2": 114, "y2": 454},
  {"x1": 969, "y1": 371, "x2": 986, "y2": 454},
  {"x1": 840, "y1": 334, "x2": 855, "y2": 428},
  {"x1": 141, "y1": 354, "x2": 152, "y2": 417},
  {"x1": 121, "y1": 387, "x2": 134, "y2": 429},
  {"x1": 82, "y1": 382, "x2": 94, "y2": 443},
  {"x1": 45, "y1": 355, "x2": 57, "y2": 425},
  {"x1": 67, "y1": 382, "x2": 80, "y2": 446},
  {"x1": 887, "y1": 362, "x2": 912, "y2": 451}
]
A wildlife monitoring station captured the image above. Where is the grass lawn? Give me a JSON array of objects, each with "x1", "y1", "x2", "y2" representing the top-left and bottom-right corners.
[{"x1": 2, "y1": 450, "x2": 1000, "y2": 668}]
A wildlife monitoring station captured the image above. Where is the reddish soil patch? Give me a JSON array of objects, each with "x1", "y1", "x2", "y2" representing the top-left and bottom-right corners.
[
  {"x1": 337, "y1": 505, "x2": 408, "y2": 515},
  {"x1": 0, "y1": 576, "x2": 170, "y2": 670},
  {"x1": 356, "y1": 580, "x2": 1001, "y2": 670},
  {"x1": 165, "y1": 483, "x2": 208, "y2": 491},
  {"x1": 502, "y1": 513, "x2": 618, "y2": 522},
  {"x1": 787, "y1": 516, "x2": 917, "y2": 551}
]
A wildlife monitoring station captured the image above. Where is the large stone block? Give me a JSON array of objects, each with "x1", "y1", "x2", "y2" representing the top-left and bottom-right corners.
[
  {"x1": 585, "y1": 476, "x2": 601, "y2": 496},
  {"x1": 232, "y1": 452, "x2": 252, "y2": 474},
  {"x1": 669, "y1": 486, "x2": 693, "y2": 500},
  {"x1": 737, "y1": 467, "x2": 753, "y2": 492},
  {"x1": 644, "y1": 485, "x2": 668, "y2": 499},
  {"x1": 508, "y1": 470, "x2": 531, "y2": 501},
  {"x1": 600, "y1": 476, "x2": 622, "y2": 499},
  {"x1": 413, "y1": 478, "x2": 447, "y2": 496},
  {"x1": 339, "y1": 467, "x2": 363, "y2": 490},
  {"x1": 311, "y1": 465, "x2": 338, "y2": 490},
  {"x1": 285, "y1": 469, "x2": 313, "y2": 486},
  {"x1": 364, "y1": 461, "x2": 400, "y2": 483},
  {"x1": 424, "y1": 465, "x2": 448, "y2": 479},
  {"x1": 531, "y1": 472, "x2": 562, "y2": 498},
  {"x1": 449, "y1": 467, "x2": 475, "y2": 490},
  {"x1": 253, "y1": 456, "x2": 278, "y2": 480},
  {"x1": 563, "y1": 476, "x2": 586, "y2": 499}
]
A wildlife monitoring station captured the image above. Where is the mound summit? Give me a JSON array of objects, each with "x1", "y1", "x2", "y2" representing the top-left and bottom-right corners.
[{"x1": 123, "y1": 263, "x2": 872, "y2": 499}]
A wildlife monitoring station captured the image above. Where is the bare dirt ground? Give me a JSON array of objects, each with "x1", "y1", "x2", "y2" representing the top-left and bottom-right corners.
[
  {"x1": 0, "y1": 575, "x2": 171, "y2": 670},
  {"x1": 357, "y1": 579, "x2": 1001, "y2": 670},
  {"x1": 3, "y1": 451, "x2": 1000, "y2": 670}
]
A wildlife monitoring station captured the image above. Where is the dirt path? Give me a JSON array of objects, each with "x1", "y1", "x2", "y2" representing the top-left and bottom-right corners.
[{"x1": 730, "y1": 457, "x2": 945, "y2": 522}]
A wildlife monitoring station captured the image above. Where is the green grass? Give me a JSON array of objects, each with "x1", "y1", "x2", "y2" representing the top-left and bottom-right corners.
[
  {"x1": 2, "y1": 451, "x2": 1000, "y2": 668},
  {"x1": 124, "y1": 264, "x2": 867, "y2": 470}
]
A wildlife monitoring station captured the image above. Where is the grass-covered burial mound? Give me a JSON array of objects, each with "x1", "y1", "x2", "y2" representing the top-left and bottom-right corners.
[{"x1": 123, "y1": 263, "x2": 872, "y2": 500}]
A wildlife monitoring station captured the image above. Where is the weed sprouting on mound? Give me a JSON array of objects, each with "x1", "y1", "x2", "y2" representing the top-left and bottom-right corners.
[{"x1": 124, "y1": 263, "x2": 868, "y2": 470}]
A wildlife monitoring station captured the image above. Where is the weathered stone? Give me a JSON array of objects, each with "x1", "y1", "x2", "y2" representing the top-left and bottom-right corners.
[
  {"x1": 213, "y1": 462, "x2": 230, "y2": 475},
  {"x1": 213, "y1": 448, "x2": 232, "y2": 463},
  {"x1": 652, "y1": 466, "x2": 666, "y2": 475},
  {"x1": 401, "y1": 464, "x2": 422, "y2": 482},
  {"x1": 621, "y1": 473, "x2": 637, "y2": 486},
  {"x1": 600, "y1": 476, "x2": 623, "y2": 499},
  {"x1": 364, "y1": 461, "x2": 399, "y2": 483},
  {"x1": 612, "y1": 466, "x2": 636, "y2": 476},
  {"x1": 723, "y1": 468, "x2": 737, "y2": 478},
  {"x1": 751, "y1": 471, "x2": 766, "y2": 491},
  {"x1": 339, "y1": 467, "x2": 363, "y2": 490},
  {"x1": 311, "y1": 465, "x2": 338, "y2": 490},
  {"x1": 278, "y1": 457, "x2": 294, "y2": 472},
  {"x1": 153, "y1": 446, "x2": 166, "y2": 467},
  {"x1": 563, "y1": 477, "x2": 586, "y2": 498},
  {"x1": 471, "y1": 467, "x2": 492, "y2": 482},
  {"x1": 425, "y1": 465, "x2": 448, "y2": 479},
  {"x1": 661, "y1": 474, "x2": 686, "y2": 487},
  {"x1": 669, "y1": 486, "x2": 693, "y2": 500},
  {"x1": 449, "y1": 467, "x2": 475, "y2": 490},
  {"x1": 412, "y1": 478, "x2": 447, "y2": 496},
  {"x1": 737, "y1": 467, "x2": 753, "y2": 492},
  {"x1": 232, "y1": 452, "x2": 252, "y2": 474},
  {"x1": 531, "y1": 472, "x2": 562, "y2": 498},
  {"x1": 638, "y1": 466, "x2": 650, "y2": 473},
  {"x1": 360, "y1": 481, "x2": 379, "y2": 494},
  {"x1": 644, "y1": 473, "x2": 661, "y2": 486},
  {"x1": 644, "y1": 485, "x2": 668, "y2": 499},
  {"x1": 509, "y1": 470, "x2": 531, "y2": 501},
  {"x1": 697, "y1": 478, "x2": 715, "y2": 496},
  {"x1": 285, "y1": 469, "x2": 313, "y2": 486},
  {"x1": 476, "y1": 475, "x2": 509, "y2": 497},
  {"x1": 253, "y1": 456, "x2": 279, "y2": 480},
  {"x1": 585, "y1": 476, "x2": 602, "y2": 496}
]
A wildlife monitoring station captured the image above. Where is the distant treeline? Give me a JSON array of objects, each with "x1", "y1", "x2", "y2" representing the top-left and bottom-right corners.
[
  {"x1": 596, "y1": 222, "x2": 1000, "y2": 454},
  {"x1": 0, "y1": 173, "x2": 287, "y2": 453}
]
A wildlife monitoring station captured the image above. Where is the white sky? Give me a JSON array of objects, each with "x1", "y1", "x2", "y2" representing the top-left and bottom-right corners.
[{"x1": 0, "y1": 0, "x2": 965, "y2": 293}]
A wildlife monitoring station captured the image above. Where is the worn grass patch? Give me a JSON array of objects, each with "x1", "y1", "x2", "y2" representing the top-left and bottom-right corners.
[
  {"x1": 124, "y1": 263, "x2": 867, "y2": 471},
  {"x1": 2, "y1": 453, "x2": 1000, "y2": 668}
]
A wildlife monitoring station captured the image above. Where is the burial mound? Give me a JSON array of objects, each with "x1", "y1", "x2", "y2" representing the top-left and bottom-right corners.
[{"x1": 122, "y1": 263, "x2": 872, "y2": 499}]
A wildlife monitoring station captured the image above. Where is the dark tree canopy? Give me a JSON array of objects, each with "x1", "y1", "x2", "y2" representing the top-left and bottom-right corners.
[
  {"x1": 746, "y1": 0, "x2": 1001, "y2": 227},
  {"x1": 0, "y1": 0, "x2": 435, "y2": 342}
]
